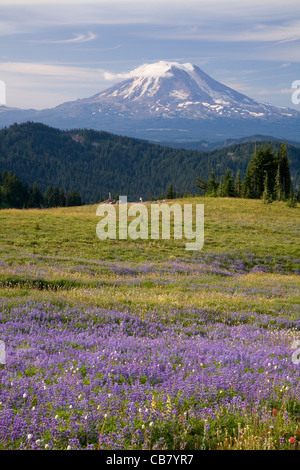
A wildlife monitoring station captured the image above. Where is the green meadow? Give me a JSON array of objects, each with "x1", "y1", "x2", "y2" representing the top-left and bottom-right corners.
[{"x1": 0, "y1": 197, "x2": 299, "y2": 308}]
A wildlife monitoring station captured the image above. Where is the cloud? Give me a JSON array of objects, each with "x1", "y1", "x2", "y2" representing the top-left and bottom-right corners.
[
  {"x1": 1, "y1": 1, "x2": 300, "y2": 30},
  {"x1": 0, "y1": 61, "x2": 109, "y2": 109},
  {"x1": 0, "y1": 61, "x2": 103, "y2": 81},
  {"x1": 280, "y1": 87, "x2": 295, "y2": 94},
  {"x1": 30, "y1": 32, "x2": 97, "y2": 44},
  {"x1": 103, "y1": 61, "x2": 194, "y2": 80},
  {"x1": 139, "y1": 20, "x2": 300, "y2": 43}
]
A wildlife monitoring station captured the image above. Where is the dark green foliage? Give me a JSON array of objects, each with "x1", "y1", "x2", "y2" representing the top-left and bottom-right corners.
[
  {"x1": 242, "y1": 144, "x2": 278, "y2": 199},
  {"x1": 242, "y1": 143, "x2": 293, "y2": 201},
  {"x1": 274, "y1": 165, "x2": 285, "y2": 201},
  {"x1": 217, "y1": 177, "x2": 224, "y2": 197},
  {"x1": 43, "y1": 186, "x2": 55, "y2": 208},
  {"x1": 222, "y1": 168, "x2": 235, "y2": 197},
  {"x1": 278, "y1": 141, "x2": 291, "y2": 197},
  {"x1": 66, "y1": 190, "x2": 82, "y2": 207},
  {"x1": 28, "y1": 182, "x2": 44, "y2": 208},
  {"x1": 0, "y1": 171, "x2": 28, "y2": 208},
  {"x1": 1, "y1": 122, "x2": 299, "y2": 203},
  {"x1": 197, "y1": 142, "x2": 295, "y2": 203},
  {"x1": 234, "y1": 170, "x2": 242, "y2": 197},
  {"x1": 0, "y1": 172, "x2": 82, "y2": 209},
  {"x1": 165, "y1": 184, "x2": 176, "y2": 199},
  {"x1": 195, "y1": 178, "x2": 208, "y2": 195},
  {"x1": 286, "y1": 186, "x2": 298, "y2": 208},
  {"x1": 59, "y1": 188, "x2": 66, "y2": 207},
  {"x1": 262, "y1": 173, "x2": 272, "y2": 204},
  {"x1": 206, "y1": 170, "x2": 219, "y2": 197}
]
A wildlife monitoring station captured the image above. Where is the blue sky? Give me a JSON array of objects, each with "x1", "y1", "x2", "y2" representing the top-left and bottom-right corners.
[{"x1": 0, "y1": 0, "x2": 299, "y2": 110}]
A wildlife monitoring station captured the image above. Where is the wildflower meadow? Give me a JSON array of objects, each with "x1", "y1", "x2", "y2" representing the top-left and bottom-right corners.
[{"x1": 0, "y1": 197, "x2": 299, "y2": 450}]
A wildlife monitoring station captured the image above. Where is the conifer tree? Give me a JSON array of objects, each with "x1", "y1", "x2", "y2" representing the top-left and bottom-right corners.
[
  {"x1": 53, "y1": 187, "x2": 61, "y2": 207},
  {"x1": 234, "y1": 170, "x2": 242, "y2": 197},
  {"x1": 223, "y1": 168, "x2": 234, "y2": 197},
  {"x1": 66, "y1": 190, "x2": 82, "y2": 207},
  {"x1": 195, "y1": 178, "x2": 208, "y2": 195},
  {"x1": 2, "y1": 171, "x2": 28, "y2": 208},
  {"x1": 166, "y1": 184, "x2": 176, "y2": 199},
  {"x1": 28, "y1": 182, "x2": 43, "y2": 208},
  {"x1": 262, "y1": 173, "x2": 272, "y2": 204},
  {"x1": 59, "y1": 188, "x2": 66, "y2": 207},
  {"x1": 206, "y1": 170, "x2": 219, "y2": 196},
  {"x1": 274, "y1": 165, "x2": 284, "y2": 201},
  {"x1": 286, "y1": 185, "x2": 297, "y2": 207},
  {"x1": 217, "y1": 177, "x2": 224, "y2": 197},
  {"x1": 278, "y1": 141, "x2": 291, "y2": 198},
  {"x1": 44, "y1": 186, "x2": 55, "y2": 208},
  {"x1": 243, "y1": 144, "x2": 277, "y2": 199},
  {"x1": 243, "y1": 147, "x2": 264, "y2": 198}
]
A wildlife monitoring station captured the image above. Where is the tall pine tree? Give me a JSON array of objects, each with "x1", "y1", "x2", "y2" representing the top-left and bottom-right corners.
[
  {"x1": 277, "y1": 141, "x2": 291, "y2": 199},
  {"x1": 206, "y1": 170, "x2": 219, "y2": 196},
  {"x1": 243, "y1": 144, "x2": 277, "y2": 199},
  {"x1": 234, "y1": 170, "x2": 242, "y2": 197},
  {"x1": 223, "y1": 168, "x2": 234, "y2": 197}
]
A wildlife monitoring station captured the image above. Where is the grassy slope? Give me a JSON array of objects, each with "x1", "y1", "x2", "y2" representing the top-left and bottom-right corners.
[
  {"x1": 0, "y1": 197, "x2": 299, "y2": 260},
  {"x1": 0, "y1": 197, "x2": 299, "y2": 315}
]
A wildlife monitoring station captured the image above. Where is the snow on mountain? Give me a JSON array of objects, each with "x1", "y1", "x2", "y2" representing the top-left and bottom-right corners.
[
  {"x1": 0, "y1": 61, "x2": 299, "y2": 142},
  {"x1": 72, "y1": 60, "x2": 298, "y2": 122}
]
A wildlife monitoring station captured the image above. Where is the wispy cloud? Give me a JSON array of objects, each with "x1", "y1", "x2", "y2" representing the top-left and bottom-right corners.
[
  {"x1": 30, "y1": 32, "x2": 97, "y2": 44},
  {"x1": 2, "y1": 1, "x2": 300, "y2": 30},
  {"x1": 138, "y1": 21, "x2": 300, "y2": 43},
  {"x1": 0, "y1": 61, "x2": 103, "y2": 81}
]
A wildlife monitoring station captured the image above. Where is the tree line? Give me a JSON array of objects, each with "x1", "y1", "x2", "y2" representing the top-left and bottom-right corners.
[
  {"x1": 0, "y1": 171, "x2": 83, "y2": 209},
  {"x1": 1, "y1": 122, "x2": 299, "y2": 203},
  {"x1": 195, "y1": 142, "x2": 298, "y2": 206}
]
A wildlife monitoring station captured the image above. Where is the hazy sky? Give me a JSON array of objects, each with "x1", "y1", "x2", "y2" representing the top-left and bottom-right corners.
[{"x1": 0, "y1": 0, "x2": 299, "y2": 110}]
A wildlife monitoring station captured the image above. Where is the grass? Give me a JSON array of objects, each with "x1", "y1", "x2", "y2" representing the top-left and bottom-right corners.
[
  {"x1": 0, "y1": 197, "x2": 299, "y2": 450},
  {"x1": 0, "y1": 198, "x2": 299, "y2": 262}
]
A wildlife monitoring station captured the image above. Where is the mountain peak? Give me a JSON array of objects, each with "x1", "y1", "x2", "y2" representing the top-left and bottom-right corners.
[
  {"x1": 0, "y1": 60, "x2": 299, "y2": 143},
  {"x1": 104, "y1": 61, "x2": 195, "y2": 81},
  {"x1": 97, "y1": 60, "x2": 255, "y2": 108},
  {"x1": 126, "y1": 61, "x2": 195, "y2": 79}
]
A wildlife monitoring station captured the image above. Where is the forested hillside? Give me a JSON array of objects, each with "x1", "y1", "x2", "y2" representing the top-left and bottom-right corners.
[{"x1": 0, "y1": 122, "x2": 299, "y2": 202}]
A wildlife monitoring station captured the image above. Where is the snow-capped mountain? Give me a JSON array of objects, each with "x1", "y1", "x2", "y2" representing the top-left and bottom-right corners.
[
  {"x1": 87, "y1": 61, "x2": 295, "y2": 120},
  {"x1": 0, "y1": 61, "x2": 299, "y2": 142}
]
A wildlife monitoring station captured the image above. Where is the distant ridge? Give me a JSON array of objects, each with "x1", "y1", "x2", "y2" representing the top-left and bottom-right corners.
[{"x1": 155, "y1": 135, "x2": 300, "y2": 151}]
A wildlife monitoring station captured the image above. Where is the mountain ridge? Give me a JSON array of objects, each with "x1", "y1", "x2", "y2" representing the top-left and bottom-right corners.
[{"x1": 0, "y1": 122, "x2": 299, "y2": 202}]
